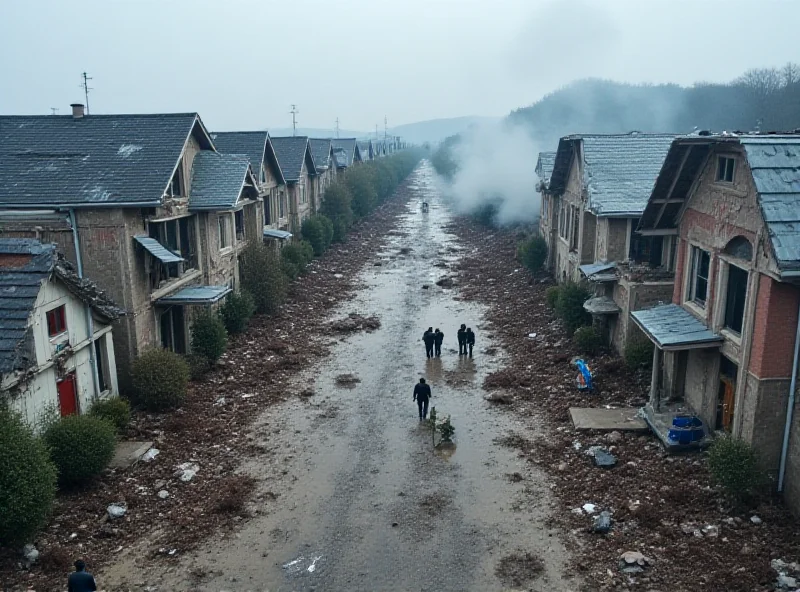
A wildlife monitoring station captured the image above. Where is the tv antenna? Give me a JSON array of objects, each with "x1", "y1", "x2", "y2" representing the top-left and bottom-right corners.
[
  {"x1": 290, "y1": 104, "x2": 299, "y2": 136},
  {"x1": 80, "y1": 72, "x2": 93, "y2": 114},
  {"x1": 50, "y1": 107, "x2": 59, "y2": 116}
]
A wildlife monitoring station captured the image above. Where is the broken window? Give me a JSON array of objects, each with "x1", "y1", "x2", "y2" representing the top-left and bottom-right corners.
[
  {"x1": 235, "y1": 210, "x2": 245, "y2": 242},
  {"x1": 570, "y1": 206, "x2": 579, "y2": 251},
  {"x1": 94, "y1": 336, "x2": 109, "y2": 393},
  {"x1": 159, "y1": 306, "x2": 186, "y2": 354},
  {"x1": 724, "y1": 264, "x2": 748, "y2": 334},
  {"x1": 724, "y1": 236, "x2": 753, "y2": 262},
  {"x1": 218, "y1": 214, "x2": 231, "y2": 250},
  {"x1": 147, "y1": 216, "x2": 198, "y2": 289},
  {"x1": 279, "y1": 191, "x2": 286, "y2": 218},
  {"x1": 716, "y1": 156, "x2": 735, "y2": 183},
  {"x1": 46, "y1": 304, "x2": 67, "y2": 337},
  {"x1": 688, "y1": 246, "x2": 710, "y2": 306},
  {"x1": 169, "y1": 160, "x2": 184, "y2": 197}
]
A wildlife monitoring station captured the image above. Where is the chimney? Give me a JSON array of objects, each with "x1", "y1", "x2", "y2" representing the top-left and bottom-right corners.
[{"x1": 70, "y1": 103, "x2": 85, "y2": 119}]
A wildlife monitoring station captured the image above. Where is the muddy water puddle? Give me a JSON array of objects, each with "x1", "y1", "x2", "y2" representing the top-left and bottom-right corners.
[{"x1": 101, "y1": 162, "x2": 572, "y2": 592}]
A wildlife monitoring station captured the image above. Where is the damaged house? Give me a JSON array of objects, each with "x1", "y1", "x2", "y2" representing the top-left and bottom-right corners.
[
  {"x1": 270, "y1": 136, "x2": 318, "y2": 230},
  {"x1": 211, "y1": 131, "x2": 291, "y2": 242},
  {"x1": 545, "y1": 133, "x2": 676, "y2": 353},
  {"x1": 331, "y1": 138, "x2": 364, "y2": 175},
  {"x1": 309, "y1": 138, "x2": 336, "y2": 206},
  {"x1": 535, "y1": 151, "x2": 556, "y2": 270},
  {"x1": 632, "y1": 133, "x2": 800, "y2": 510},
  {"x1": 0, "y1": 239, "x2": 122, "y2": 428},
  {"x1": 0, "y1": 105, "x2": 262, "y2": 385}
]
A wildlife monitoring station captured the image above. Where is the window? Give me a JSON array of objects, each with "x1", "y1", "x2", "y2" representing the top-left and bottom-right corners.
[
  {"x1": 235, "y1": 210, "x2": 245, "y2": 242},
  {"x1": 279, "y1": 191, "x2": 286, "y2": 218},
  {"x1": 218, "y1": 215, "x2": 231, "y2": 249},
  {"x1": 558, "y1": 204, "x2": 566, "y2": 238},
  {"x1": 716, "y1": 156, "x2": 735, "y2": 183},
  {"x1": 46, "y1": 305, "x2": 67, "y2": 337},
  {"x1": 94, "y1": 337, "x2": 109, "y2": 393},
  {"x1": 160, "y1": 306, "x2": 186, "y2": 353},
  {"x1": 168, "y1": 160, "x2": 184, "y2": 196},
  {"x1": 688, "y1": 246, "x2": 710, "y2": 306},
  {"x1": 724, "y1": 264, "x2": 748, "y2": 334},
  {"x1": 147, "y1": 216, "x2": 198, "y2": 289},
  {"x1": 570, "y1": 206, "x2": 579, "y2": 251}
]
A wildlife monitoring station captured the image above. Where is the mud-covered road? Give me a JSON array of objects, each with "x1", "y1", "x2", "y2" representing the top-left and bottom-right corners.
[{"x1": 101, "y1": 163, "x2": 572, "y2": 592}]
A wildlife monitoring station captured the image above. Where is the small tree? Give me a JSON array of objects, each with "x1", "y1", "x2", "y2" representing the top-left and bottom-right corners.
[
  {"x1": 517, "y1": 236, "x2": 548, "y2": 274},
  {"x1": 218, "y1": 291, "x2": 256, "y2": 335},
  {"x1": 281, "y1": 241, "x2": 314, "y2": 276},
  {"x1": 708, "y1": 436, "x2": 763, "y2": 503},
  {"x1": 573, "y1": 326, "x2": 602, "y2": 355},
  {"x1": 555, "y1": 282, "x2": 592, "y2": 336},
  {"x1": 301, "y1": 216, "x2": 325, "y2": 256},
  {"x1": 320, "y1": 182, "x2": 354, "y2": 242},
  {"x1": 0, "y1": 406, "x2": 57, "y2": 545},
  {"x1": 346, "y1": 167, "x2": 378, "y2": 218},
  {"x1": 88, "y1": 397, "x2": 131, "y2": 433},
  {"x1": 130, "y1": 348, "x2": 190, "y2": 411},
  {"x1": 44, "y1": 415, "x2": 116, "y2": 485},
  {"x1": 190, "y1": 309, "x2": 227, "y2": 363},
  {"x1": 545, "y1": 286, "x2": 561, "y2": 309},
  {"x1": 625, "y1": 339, "x2": 655, "y2": 369},
  {"x1": 239, "y1": 240, "x2": 288, "y2": 315}
]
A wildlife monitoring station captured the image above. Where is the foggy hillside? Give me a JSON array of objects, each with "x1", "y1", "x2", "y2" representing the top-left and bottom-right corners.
[
  {"x1": 509, "y1": 65, "x2": 800, "y2": 147},
  {"x1": 389, "y1": 116, "x2": 501, "y2": 145}
]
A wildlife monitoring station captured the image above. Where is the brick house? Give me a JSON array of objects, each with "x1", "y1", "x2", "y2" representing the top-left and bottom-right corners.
[
  {"x1": 633, "y1": 133, "x2": 800, "y2": 507},
  {"x1": 269, "y1": 137, "x2": 318, "y2": 230},
  {"x1": 535, "y1": 151, "x2": 556, "y2": 270},
  {"x1": 0, "y1": 106, "x2": 261, "y2": 385},
  {"x1": 0, "y1": 239, "x2": 123, "y2": 428},
  {"x1": 210, "y1": 131, "x2": 291, "y2": 239},
  {"x1": 546, "y1": 133, "x2": 676, "y2": 353}
]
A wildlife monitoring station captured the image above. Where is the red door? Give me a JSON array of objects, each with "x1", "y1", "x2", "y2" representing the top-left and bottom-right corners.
[{"x1": 57, "y1": 374, "x2": 78, "y2": 416}]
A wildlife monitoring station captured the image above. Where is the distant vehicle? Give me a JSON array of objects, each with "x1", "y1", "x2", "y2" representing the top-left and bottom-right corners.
[{"x1": 421, "y1": 202, "x2": 429, "y2": 213}]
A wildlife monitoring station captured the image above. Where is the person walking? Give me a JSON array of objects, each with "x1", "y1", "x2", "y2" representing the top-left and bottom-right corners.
[
  {"x1": 413, "y1": 378, "x2": 432, "y2": 420},
  {"x1": 68, "y1": 559, "x2": 97, "y2": 592},
  {"x1": 434, "y1": 328, "x2": 444, "y2": 357},
  {"x1": 422, "y1": 327, "x2": 436, "y2": 358},
  {"x1": 466, "y1": 327, "x2": 476, "y2": 357},
  {"x1": 457, "y1": 324, "x2": 467, "y2": 355}
]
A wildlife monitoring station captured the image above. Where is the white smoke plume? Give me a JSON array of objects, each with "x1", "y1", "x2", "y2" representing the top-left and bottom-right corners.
[{"x1": 438, "y1": 121, "x2": 541, "y2": 226}]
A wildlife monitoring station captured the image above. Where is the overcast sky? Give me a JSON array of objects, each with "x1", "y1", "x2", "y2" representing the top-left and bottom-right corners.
[{"x1": 2, "y1": 0, "x2": 799, "y2": 133}]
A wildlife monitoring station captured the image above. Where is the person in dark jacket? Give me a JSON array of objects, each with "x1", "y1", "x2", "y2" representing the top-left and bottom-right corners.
[
  {"x1": 68, "y1": 559, "x2": 97, "y2": 592},
  {"x1": 413, "y1": 378, "x2": 432, "y2": 420},
  {"x1": 433, "y1": 328, "x2": 444, "y2": 357},
  {"x1": 457, "y1": 324, "x2": 467, "y2": 355},
  {"x1": 422, "y1": 327, "x2": 436, "y2": 358},
  {"x1": 466, "y1": 327, "x2": 476, "y2": 357}
]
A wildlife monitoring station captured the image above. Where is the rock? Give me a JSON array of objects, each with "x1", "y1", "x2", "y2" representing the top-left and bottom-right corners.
[
  {"x1": 174, "y1": 462, "x2": 200, "y2": 482},
  {"x1": 141, "y1": 448, "x2": 159, "y2": 462},
  {"x1": 607, "y1": 431, "x2": 623, "y2": 444},
  {"x1": 750, "y1": 515, "x2": 763, "y2": 525},
  {"x1": 158, "y1": 490, "x2": 170, "y2": 500},
  {"x1": 484, "y1": 392, "x2": 512, "y2": 404},
  {"x1": 299, "y1": 388, "x2": 314, "y2": 397},
  {"x1": 557, "y1": 462, "x2": 568, "y2": 472},
  {"x1": 592, "y1": 511, "x2": 613, "y2": 533},
  {"x1": 333, "y1": 273, "x2": 343, "y2": 278},
  {"x1": 107, "y1": 503, "x2": 127, "y2": 519},
  {"x1": 702, "y1": 525, "x2": 719, "y2": 538},
  {"x1": 586, "y1": 446, "x2": 618, "y2": 468},
  {"x1": 154, "y1": 480, "x2": 167, "y2": 490},
  {"x1": 619, "y1": 551, "x2": 651, "y2": 573},
  {"x1": 21, "y1": 544, "x2": 39, "y2": 566},
  {"x1": 777, "y1": 574, "x2": 798, "y2": 589},
  {"x1": 582, "y1": 503, "x2": 597, "y2": 514}
]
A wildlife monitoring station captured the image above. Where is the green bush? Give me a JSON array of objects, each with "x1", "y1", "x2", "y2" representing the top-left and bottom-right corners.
[
  {"x1": 44, "y1": 414, "x2": 116, "y2": 485},
  {"x1": 190, "y1": 309, "x2": 227, "y2": 363},
  {"x1": 130, "y1": 348, "x2": 190, "y2": 411},
  {"x1": 707, "y1": 436, "x2": 763, "y2": 502},
  {"x1": 625, "y1": 339, "x2": 654, "y2": 369},
  {"x1": 0, "y1": 407, "x2": 57, "y2": 545},
  {"x1": 318, "y1": 214, "x2": 334, "y2": 248},
  {"x1": 545, "y1": 286, "x2": 561, "y2": 309},
  {"x1": 281, "y1": 257, "x2": 299, "y2": 280},
  {"x1": 88, "y1": 397, "x2": 131, "y2": 433},
  {"x1": 572, "y1": 326, "x2": 602, "y2": 354},
  {"x1": 240, "y1": 241, "x2": 288, "y2": 315},
  {"x1": 346, "y1": 167, "x2": 378, "y2": 218},
  {"x1": 281, "y1": 241, "x2": 314, "y2": 275},
  {"x1": 472, "y1": 202, "x2": 499, "y2": 227},
  {"x1": 555, "y1": 282, "x2": 592, "y2": 336},
  {"x1": 321, "y1": 182, "x2": 354, "y2": 242},
  {"x1": 218, "y1": 291, "x2": 256, "y2": 335},
  {"x1": 517, "y1": 235, "x2": 548, "y2": 274},
  {"x1": 301, "y1": 215, "x2": 333, "y2": 256}
]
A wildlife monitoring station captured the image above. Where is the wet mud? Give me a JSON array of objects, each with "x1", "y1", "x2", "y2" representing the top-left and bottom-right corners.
[{"x1": 101, "y1": 163, "x2": 572, "y2": 592}]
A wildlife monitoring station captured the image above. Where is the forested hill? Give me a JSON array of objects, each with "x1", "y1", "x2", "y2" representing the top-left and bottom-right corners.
[{"x1": 508, "y1": 65, "x2": 800, "y2": 146}]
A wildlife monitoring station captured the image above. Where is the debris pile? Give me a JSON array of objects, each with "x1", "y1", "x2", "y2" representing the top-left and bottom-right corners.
[{"x1": 330, "y1": 313, "x2": 382, "y2": 333}]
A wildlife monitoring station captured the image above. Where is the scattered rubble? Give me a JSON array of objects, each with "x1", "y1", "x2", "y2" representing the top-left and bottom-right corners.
[
  {"x1": 329, "y1": 313, "x2": 381, "y2": 333},
  {"x1": 106, "y1": 503, "x2": 127, "y2": 520},
  {"x1": 335, "y1": 373, "x2": 361, "y2": 386}
]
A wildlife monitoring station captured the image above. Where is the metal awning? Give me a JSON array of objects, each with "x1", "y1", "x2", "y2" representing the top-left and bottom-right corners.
[
  {"x1": 156, "y1": 285, "x2": 232, "y2": 306},
  {"x1": 263, "y1": 228, "x2": 293, "y2": 240},
  {"x1": 579, "y1": 261, "x2": 617, "y2": 282},
  {"x1": 584, "y1": 296, "x2": 620, "y2": 315},
  {"x1": 631, "y1": 304, "x2": 723, "y2": 350},
  {"x1": 134, "y1": 236, "x2": 184, "y2": 263}
]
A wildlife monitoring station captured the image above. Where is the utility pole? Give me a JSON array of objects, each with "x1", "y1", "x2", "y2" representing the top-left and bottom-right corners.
[
  {"x1": 290, "y1": 104, "x2": 299, "y2": 136},
  {"x1": 375, "y1": 124, "x2": 379, "y2": 139},
  {"x1": 335, "y1": 117, "x2": 340, "y2": 138},
  {"x1": 384, "y1": 116, "x2": 388, "y2": 145},
  {"x1": 50, "y1": 108, "x2": 59, "y2": 115},
  {"x1": 81, "y1": 72, "x2": 93, "y2": 114}
]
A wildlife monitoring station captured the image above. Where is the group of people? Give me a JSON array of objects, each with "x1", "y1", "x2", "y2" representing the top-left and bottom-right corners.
[{"x1": 421, "y1": 324, "x2": 475, "y2": 359}]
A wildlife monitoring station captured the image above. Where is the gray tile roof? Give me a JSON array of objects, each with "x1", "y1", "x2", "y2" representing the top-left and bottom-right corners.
[
  {"x1": 631, "y1": 303, "x2": 723, "y2": 350},
  {"x1": 741, "y1": 137, "x2": 800, "y2": 274},
  {"x1": 0, "y1": 113, "x2": 206, "y2": 208},
  {"x1": 309, "y1": 139, "x2": 332, "y2": 170},
  {"x1": 0, "y1": 239, "x2": 122, "y2": 373},
  {"x1": 550, "y1": 133, "x2": 675, "y2": 217},
  {"x1": 270, "y1": 136, "x2": 311, "y2": 182},
  {"x1": 536, "y1": 152, "x2": 556, "y2": 185},
  {"x1": 156, "y1": 285, "x2": 231, "y2": 305},
  {"x1": 210, "y1": 131, "x2": 268, "y2": 175},
  {"x1": 188, "y1": 151, "x2": 251, "y2": 211},
  {"x1": 332, "y1": 148, "x2": 348, "y2": 168},
  {"x1": 331, "y1": 139, "x2": 357, "y2": 167},
  {"x1": 357, "y1": 141, "x2": 372, "y2": 160}
]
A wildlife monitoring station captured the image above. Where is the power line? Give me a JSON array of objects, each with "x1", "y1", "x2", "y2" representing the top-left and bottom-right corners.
[
  {"x1": 290, "y1": 104, "x2": 299, "y2": 136},
  {"x1": 80, "y1": 72, "x2": 93, "y2": 115}
]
